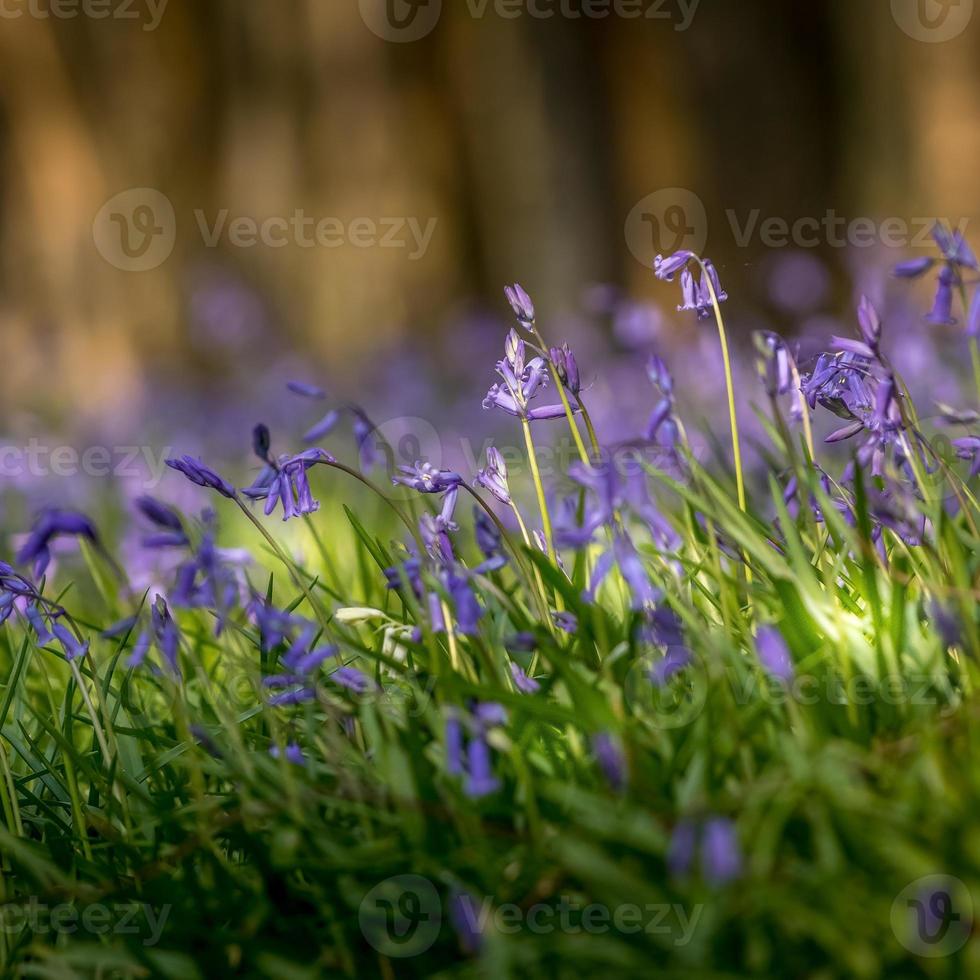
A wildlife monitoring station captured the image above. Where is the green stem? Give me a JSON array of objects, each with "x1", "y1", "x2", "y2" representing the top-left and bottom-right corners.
[
  {"x1": 521, "y1": 417, "x2": 556, "y2": 563},
  {"x1": 696, "y1": 258, "x2": 747, "y2": 516}
]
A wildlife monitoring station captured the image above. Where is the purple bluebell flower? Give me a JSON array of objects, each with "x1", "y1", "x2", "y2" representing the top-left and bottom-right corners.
[
  {"x1": 449, "y1": 571, "x2": 482, "y2": 635},
  {"x1": 549, "y1": 343, "x2": 581, "y2": 394},
  {"x1": 650, "y1": 646, "x2": 692, "y2": 686},
  {"x1": 270, "y1": 743, "x2": 306, "y2": 765},
  {"x1": 475, "y1": 446, "x2": 511, "y2": 505},
  {"x1": 446, "y1": 714, "x2": 465, "y2": 775},
  {"x1": 287, "y1": 380, "x2": 327, "y2": 399},
  {"x1": 25, "y1": 603, "x2": 55, "y2": 644},
  {"x1": 252, "y1": 424, "x2": 273, "y2": 464},
  {"x1": 927, "y1": 265, "x2": 957, "y2": 326},
  {"x1": 592, "y1": 732, "x2": 627, "y2": 792},
  {"x1": 449, "y1": 888, "x2": 484, "y2": 955},
  {"x1": 968, "y1": 287, "x2": 980, "y2": 338},
  {"x1": 613, "y1": 533, "x2": 661, "y2": 610},
  {"x1": 953, "y1": 436, "x2": 980, "y2": 479},
  {"x1": 151, "y1": 596, "x2": 180, "y2": 674},
  {"x1": 667, "y1": 820, "x2": 697, "y2": 878},
  {"x1": 135, "y1": 496, "x2": 188, "y2": 549},
  {"x1": 16, "y1": 509, "x2": 97, "y2": 577},
  {"x1": 331, "y1": 666, "x2": 373, "y2": 695},
  {"x1": 504, "y1": 282, "x2": 535, "y2": 326},
  {"x1": 552, "y1": 610, "x2": 578, "y2": 634},
  {"x1": 892, "y1": 256, "x2": 935, "y2": 279},
  {"x1": 473, "y1": 508, "x2": 504, "y2": 566},
  {"x1": 483, "y1": 329, "x2": 575, "y2": 422},
  {"x1": 755, "y1": 626, "x2": 794, "y2": 684},
  {"x1": 510, "y1": 661, "x2": 540, "y2": 694},
  {"x1": 654, "y1": 250, "x2": 696, "y2": 281},
  {"x1": 701, "y1": 818, "x2": 743, "y2": 886},
  {"x1": 393, "y1": 461, "x2": 463, "y2": 493},
  {"x1": 754, "y1": 331, "x2": 795, "y2": 399},
  {"x1": 242, "y1": 448, "x2": 336, "y2": 521},
  {"x1": 52, "y1": 622, "x2": 89, "y2": 662},
  {"x1": 303, "y1": 410, "x2": 341, "y2": 443},
  {"x1": 465, "y1": 735, "x2": 500, "y2": 798},
  {"x1": 350, "y1": 406, "x2": 380, "y2": 472},
  {"x1": 166, "y1": 455, "x2": 236, "y2": 499}
]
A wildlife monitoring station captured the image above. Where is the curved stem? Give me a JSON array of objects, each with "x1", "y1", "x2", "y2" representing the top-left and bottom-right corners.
[{"x1": 696, "y1": 259, "x2": 747, "y2": 515}]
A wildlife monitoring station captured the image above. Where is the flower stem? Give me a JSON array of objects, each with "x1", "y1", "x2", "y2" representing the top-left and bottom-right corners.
[
  {"x1": 696, "y1": 259, "x2": 747, "y2": 515},
  {"x1": 521, "y1": 417, "x2": 556, "y2": 562}
]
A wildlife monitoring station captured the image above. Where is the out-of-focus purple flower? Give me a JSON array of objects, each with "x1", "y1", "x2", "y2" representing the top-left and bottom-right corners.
[
  {"x1": 446, "y1": 714, "x2": 465, "y2": 775},
  {"x1": 755, "y1": 331, "x2": 795, "y2": 399},
  {"x1": 473, "y1": 507, "x2": 505, "y2": 569},
  {"x1": 892, "y1": 256, "x2": 935, "y2": 279},
  {"x1": 857, "y1": 295, "x2": 882, "y2": 353},
  {"x1": 549, "y1": 343, "x2": 581, "y2": 394},
  {"x1": 270, "y1": 743, "x2": 306, "y2": 765},
  {"x1": 136, "y1": 496, "x2": 188, "y2": 549},
  {"x1": 967, "y1": 287, "x2": 980, "y2": 338},
  {"x1": 303, "y1": 410, "x2": 341, "y2": 443},
  {"x1": 52, "y1": 622, "x2": 89, "y2": 662},
  {"x1": 16, "y1": 509, "x2": 98, "y2": 577},
  {"x1": 592, "y1": 732, "x2": 627, "y2": 792},
  {"x1": 449, "y1": 572, "x2": 482, "y2": 635},
  {"x1": 510, "y1": 662, "x2": 540, "y2": 694},
  {"x1": 449, "y1": 888, "x2": 484, "y2": 955},
  {"x1": 953, "y1": 436, "x2": 980, "y2": 479},
  {"x1": 667, "y1": 820, "x2": 697, "y2": 878},
  {"x1": 614, "y1": 533, "x2": 661, "y2": 610},
  {"x1": 755, "y1": 626, "x2": 794, "y2": 684},
  {"x1": 927, "y1": 265, "x2": 957, "y2": 326},
  {"x1": 351, "y1": 406, "x2": 380, "y2": 472},
  {"x1": 475, "y1": 446, "x2": 511, "y2": 505},
  {"x1": 287, "y1": 381, "x2": 327, "y2": 399},
  {"x1": 552, "y1": 610, "x2": 578, "y2": 634},
  {"x1": 393, "y1": 462, "x2": 463, "y2": 493},
  {"x1": 331, "y1": 665, "x2": 373, "y2": 695},
  {"x1": 166, "y1": 455, "x2": 237, "y2": 499},
  {"x1": 701, "y1": 818, "x2": 743, "y2": 886},
  {"x1": 931, "y1": 602, "x2": 961, "y2": 649},
  {"x1": 933, "y1": 223, "x2": 978, "y2": 271},
  {"x1": 151, "y1": 596, "x2": 180, "y2": 674},
  {"x1": 465, "y1": 735, "x2": 500, "y2": 798},
  {"x1": 504, "y1": 283, "x2": 535, "y2": 325},
  {"x1": 252, "y1": 424, "x2": 273, "y2": 464},
  {"x1": 650, "y1": 646, "x2": 692, "y2": 686}
]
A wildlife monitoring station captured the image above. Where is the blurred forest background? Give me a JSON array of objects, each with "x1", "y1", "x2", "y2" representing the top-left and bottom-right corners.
[{"x1": 0, "y1": 0, "x2": 979, "y2": 427}]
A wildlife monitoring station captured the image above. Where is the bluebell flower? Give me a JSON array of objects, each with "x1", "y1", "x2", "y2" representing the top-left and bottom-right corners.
[
  {"x1": 510, "y1": 662, "x2": 540, "y2": 693},
  {"x1": 331, "y1": 666, "x2": 373, "y2": 695},
  {"x1": 927, "y1": 265, "x2": 957, "y2": 326},
  {"x1": 449, "y1": 571, "x2": 482, "y2": 635},
  {"x1": 393, "y1": 461, "x2": 463, "y2": 493},
  {"x1": 656, "y1": 251, "x2": 728, "y2": 320},
  {"x1": 270, "y1": 743, "x2": 306, "y2": 765},
  {"x1": 465, "y1": 735, "x2": 500, "y2": 798},
  {"x1": 135, "y1": 496, "x2": 188, "y2": 549},
  {"x1": 287, "y1": 380, "x2": 327, "y2": 399},
  {"x1": 243, "y1": 448, "x2": 336, "y2": 521},
  {"x1": 350, "y1": 406, "x2": 380, "y2": 472},
  {"x1": 17, "y1": 508, "x2": 98, "y2": 577},
  {"x1": 592, "y1": 732, "x2": 627, "y2": 792},
  {"x1": 552, "y1": 610, "x2": 578, "y2": 634},
  {"x1": 755, "y1": 626, "x2": 794, "y2": 685},
  {"x1": 667, "y1": 820, "x2": 697, "y2": 877},
  {"x1": 475, "y1": 446, "x2": 511, "y2": 504},
  {"x1": 701, "y1": 818, "x2": 743, "y2": 886},
  {"x1": 303, "y1": 410, "x2": 342, "y2": 443},
  {"x1": 894, "y1": 224, "x2": 978, "y2": 326},
  {"x1": 484, "y1": 329, "x2": 577, "y2": 421},
  {"x1": 549, "y1": 343, "x2": 581, "y2": 394},
  {"x1": 446, "y1": 714, "x2": 465, "y2": 775},
  {"x1": 166, "y1": 455, "x2": 236, "y2": 499},
  {"x1": 504, "y1": 282, "x2": 535, "y2": 326},
  {"x1": 449, "y1": 888, "x2": 484, "y2": 955}
]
